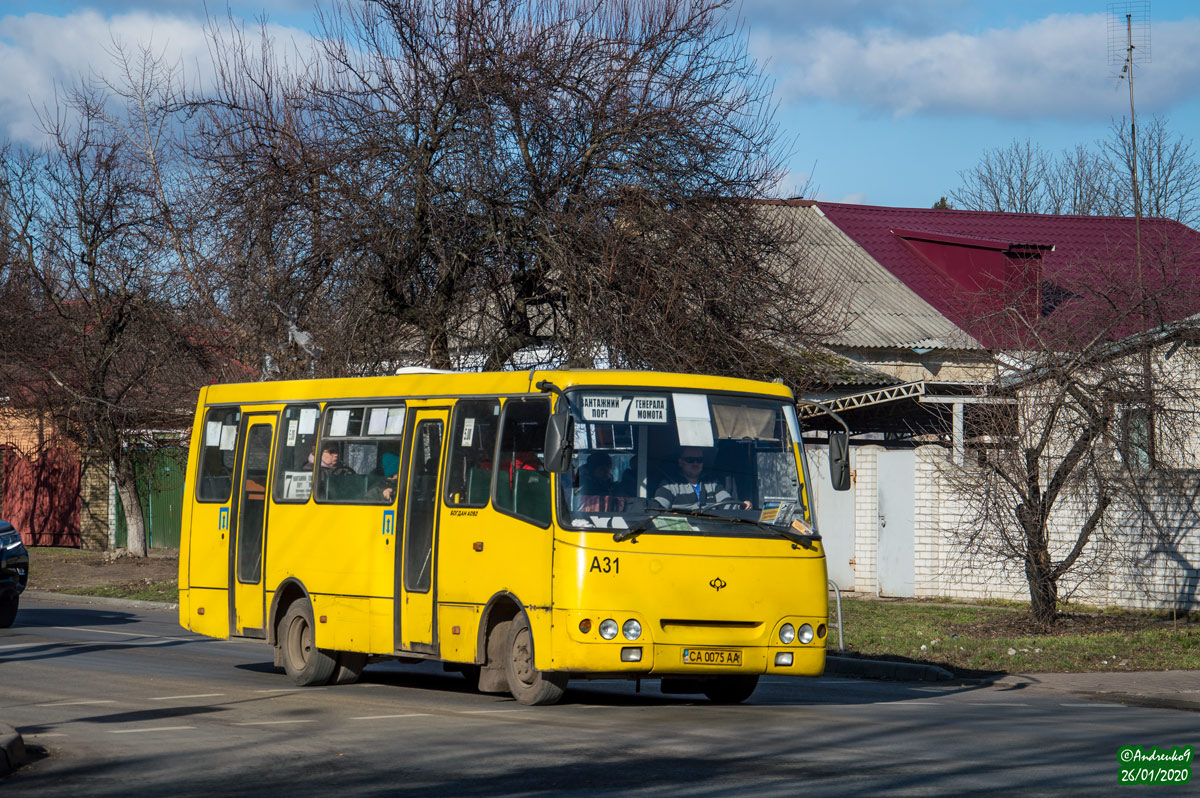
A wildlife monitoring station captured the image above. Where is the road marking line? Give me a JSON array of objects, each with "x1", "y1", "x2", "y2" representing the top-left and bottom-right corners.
[
  {"x1": 28, "y1": 733, "x2": 69, "y2": 737},
  {"x1": 349, "y1": 713, "x2": 431, "y2": 720},
  {"x1": 0, "y1": 642, "x2": 45, "y2": 650},
  {"x1": 1059, "y1": 702, "x2": 1124, "y2": 708},
  {"x1": 109, "y1": 727, "x2": 196, "y2": 734},
  {"x1": 459, "y1": 709, "x2": 530, "y2": 714},
  {"x1": 870, "y1": 702, "x2": 942, "y2": 707},
  {"x1": 233, "y1": 720, "x2": 317, "y2": 726},
  {"x1": 254, "y1": 689, "x2": 304, "y2": 693},
  {"x1": 52, "y1": 626, "x2": 193, "y2": 642},
  {"x1": 149, "y1": 694, "x2": 226, "y2": 701},
  {"x1": 964, "y1": 702, "x2": 1030, "y2": 706},
  {"x1": 37, "y1": 700, "x2": 117, "y2": 706}
]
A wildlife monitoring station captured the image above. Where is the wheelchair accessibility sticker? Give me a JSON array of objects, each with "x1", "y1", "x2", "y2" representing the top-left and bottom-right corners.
[
  {"x1": 219, "y1": 507, "x2": 230, "y2": 531},
  {"x1": 382, "y1": 510, "x2": 395, "y2": 536}
]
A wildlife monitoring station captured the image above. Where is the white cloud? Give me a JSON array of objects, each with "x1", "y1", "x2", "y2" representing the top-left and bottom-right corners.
[
  {"x1": 0, "y1": 10, "x2": 313, "y2": 144},
  {"x1": 752, "y1": 13, "x2": 1200, "y2": 120}
]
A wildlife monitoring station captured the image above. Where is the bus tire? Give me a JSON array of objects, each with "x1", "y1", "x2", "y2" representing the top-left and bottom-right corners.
[
  {"x1": 702, "y1": 675, "x2": 759, "y2": 704},
  {"x1": 504, "y1": 612, "x2": 566, "y2": 706},
  {"x1": 331, "y1": 652, "x2": 368, "y2": 685},
  {"x1": 279, "y1": 598, "x2": 336, "y2": 686}
]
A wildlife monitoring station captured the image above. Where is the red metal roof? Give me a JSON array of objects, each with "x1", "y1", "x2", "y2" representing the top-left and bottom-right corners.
[{"x1": 813, "y1": 202, "x2": 1200, "y2": 348}]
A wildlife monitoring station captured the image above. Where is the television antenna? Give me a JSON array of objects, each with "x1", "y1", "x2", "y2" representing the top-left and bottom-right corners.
[
  {"x1": 1108, "y1": 2, "x2": 1155, "y2": 464},
  {"x1": 1107, "y1": 2, "x2": 1150, "y2": 231}
]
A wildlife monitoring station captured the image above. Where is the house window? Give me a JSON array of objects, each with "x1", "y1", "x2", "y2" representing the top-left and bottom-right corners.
[{"x1": 1119, "y1": 407, "x2": 1152, "y2": 470}]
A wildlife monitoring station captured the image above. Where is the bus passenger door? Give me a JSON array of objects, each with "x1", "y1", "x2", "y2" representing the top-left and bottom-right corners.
[
  {"x1": 229, "y1": 415, "x2": 275, "y2": 637},
  {"x1": 396, "y1": 409, "x2": 448, "y2": 653}
]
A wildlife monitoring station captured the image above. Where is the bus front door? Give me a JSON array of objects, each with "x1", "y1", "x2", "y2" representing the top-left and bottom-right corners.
[
  {"x1": 229, "y1": 415, "x2": 275, "y2": 637},
  {"x1": 396, "y1": 409, "x2": 448, "y2": 654}
]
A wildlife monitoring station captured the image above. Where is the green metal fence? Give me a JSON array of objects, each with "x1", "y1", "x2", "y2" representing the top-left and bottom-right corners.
[{"x1": 115, "y1": 447, "x2": 188, "y2": 549}]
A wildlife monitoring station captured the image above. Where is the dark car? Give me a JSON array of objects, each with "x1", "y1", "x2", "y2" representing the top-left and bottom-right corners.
[{"x1": 0, "y1": 519, "x2": 29, "y2": 627}]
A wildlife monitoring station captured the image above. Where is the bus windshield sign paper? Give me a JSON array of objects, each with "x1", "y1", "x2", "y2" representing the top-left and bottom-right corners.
[
  {"x1": 580, "y1": 395, "x2": 667, "y2": 423},
  {"x1": 299, "y1": 408, "x2": 318, "y2": 435},
  {"x1": 330, "y1": 409, "x2": 350, "y2": 437},
  {"x1": 673, "y1": 393, "x2": 713, "y2": 447}
]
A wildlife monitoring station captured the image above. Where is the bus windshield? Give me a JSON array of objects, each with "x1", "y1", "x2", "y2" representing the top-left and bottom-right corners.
[{"x1": 558, "y1": 390, "x2": 811, "y2": 538}]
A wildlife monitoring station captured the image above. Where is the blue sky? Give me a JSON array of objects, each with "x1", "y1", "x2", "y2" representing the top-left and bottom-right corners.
[{"x1": 2, "y1": 1, "x2": 1197, "y2": 208}]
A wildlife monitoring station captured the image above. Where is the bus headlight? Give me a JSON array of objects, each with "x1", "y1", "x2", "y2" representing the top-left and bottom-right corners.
[
  {"x1": 599, "y1": 619, "x2": 619, "y2": 640},
  {"x1": 798, "y1": 623, "x2": 814, "y2": 644},
  {"x1": 779, "y1": 623, "x2": 796, "y2": 644},
  {"x1": 622, "y1": 619, "x2": 641, "y2": 641}
]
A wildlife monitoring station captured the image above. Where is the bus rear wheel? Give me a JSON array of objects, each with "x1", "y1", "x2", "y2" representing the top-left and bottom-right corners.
[
  {"x1": 702, "y1": 675, "x2": 759, "y2": 704},
  {"x1": 504, "y1": 612, "x2": 566, "y2": 706},
  {"x1": 279, "y1": 598, "x2": 336, "y2": 686}
]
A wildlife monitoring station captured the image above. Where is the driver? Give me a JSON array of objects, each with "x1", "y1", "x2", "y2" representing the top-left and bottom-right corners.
[{"x1": 653, "y1": 446, "x2": 750, "y2": 510}]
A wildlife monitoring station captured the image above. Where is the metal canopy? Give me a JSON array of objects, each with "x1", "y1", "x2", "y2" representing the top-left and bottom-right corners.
[{"x1": 799, "y1": 380, "x2": 987, "y2": 438}]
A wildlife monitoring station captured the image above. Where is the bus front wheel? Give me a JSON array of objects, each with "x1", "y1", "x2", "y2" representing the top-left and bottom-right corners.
[
  {"x1": 702, "y1": 675, "x2": 759, "y2": 704},
  {"x1": 279, "y1": 598, "x2": 336, "y2": 686},
  {"x1": 504, "y1": 612, "x2": 566, "y2": 706}
]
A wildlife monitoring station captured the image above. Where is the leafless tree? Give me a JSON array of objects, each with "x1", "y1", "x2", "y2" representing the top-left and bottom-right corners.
[
  {"x1": 938, "y1": 232, "x2": 1200, "y2": 627},
  {"x1": 951, "y1": 117, "x2": 1200, "y2": 225},
  {"x1": 0, "y1": 81, "x2": 221, "y2": 557},
  {"x1": 191, "y1": 0, "x2": 844, "y2": 383},
  {"x1": 1103, "y1": 117, "x2": 1200, "y2": 227},
  {"x1": 951, "y1": 139, "x2": 1053, "y2": 214}
]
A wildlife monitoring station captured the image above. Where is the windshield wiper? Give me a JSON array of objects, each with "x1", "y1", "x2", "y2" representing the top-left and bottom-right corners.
[{"x1": 612, "y1": 509, "x2": 668, "y2": 543}]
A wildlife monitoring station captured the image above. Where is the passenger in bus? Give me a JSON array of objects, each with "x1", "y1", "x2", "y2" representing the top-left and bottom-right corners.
[
  {"x1": 577, "y1": 453, "x2": 623, "y2": 512},
  {"x1": 579, "y1": 453, "x2": 615, "y2": 494},
  {"x1": 379, "y1": 451, "x2": 400, "y2": 502},
  {"x1": 654, "y1": 446, "x2": 750, "y2": 510},
  {"x1": 318, "y1": 443, "x2": 355, "y2": 475}
]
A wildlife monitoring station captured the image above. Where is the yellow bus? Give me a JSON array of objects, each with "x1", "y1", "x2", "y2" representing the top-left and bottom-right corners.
[{"x1": 178, "y1": 369, "x2": 849, "y2": 704}]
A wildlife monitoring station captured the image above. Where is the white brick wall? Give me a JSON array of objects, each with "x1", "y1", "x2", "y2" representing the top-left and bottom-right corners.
[
  {"x1": 853, "y1": 447, "x2": 880, "y2": 594},
  {"x1": 826, "y1": 443, "x2": 1200, "y2": 611}
]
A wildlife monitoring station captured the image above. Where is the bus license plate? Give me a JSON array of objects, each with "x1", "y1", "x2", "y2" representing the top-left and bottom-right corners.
[{"x1": 682, "y1": 648, "x2": 743, "y2": 666}]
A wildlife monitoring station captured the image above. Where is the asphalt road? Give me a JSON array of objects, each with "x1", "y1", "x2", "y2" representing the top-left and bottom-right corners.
[{"x1": 1, "y1": 595, "x2": 1194, "y2": 797}]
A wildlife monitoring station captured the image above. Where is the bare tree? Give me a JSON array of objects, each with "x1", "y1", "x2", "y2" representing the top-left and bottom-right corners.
[
  {"x1": 0, "y1": 81, "x2": 219, "y2": 556},
  {"x1": 951, "y1": 139, "x2": 1052, "y2": 214},
  {"x1": 1103, "y1": 117, "x2": 1200, "y2": 227},
  {"x1": 952, "y1": 117, "x2": 1200, "y2": 225},
  {"x1": 190, "y1": 0, "x2": 843, "y2": 382},
  {"x1": 939, "y1": 232, "x2": 1200, "y2": 627}
]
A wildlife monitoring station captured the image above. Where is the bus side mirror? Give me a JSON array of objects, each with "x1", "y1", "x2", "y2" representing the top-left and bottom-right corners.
[
  {"x1": 543, "y1": 401, "x2": 573, "y2": 473},
  {"x1": 829, "y1": 431, "x2": 850, "y2": 491}
]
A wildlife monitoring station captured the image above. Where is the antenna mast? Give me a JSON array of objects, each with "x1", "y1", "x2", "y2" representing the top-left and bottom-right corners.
[
  {"x1": 1108, "y1": 1, "x2": 1154, "y2": 465},
  {"x1": 1108, "y1": 2, "x2": 1151, "y2": 268}
]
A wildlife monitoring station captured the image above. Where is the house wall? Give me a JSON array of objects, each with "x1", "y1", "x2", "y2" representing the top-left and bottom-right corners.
[
  {"x1": 813, "y1": 443, "x2": 1200, "y2": 612},
  {"x1": 0, "y1": 409, "x2": 109, "y2": 549},
  {"x1": 835, "y1": 348, "x2": 992, "y2": 385},
  {"x1": 79, "y1": 456, "x2": 111, "y2": 551}
]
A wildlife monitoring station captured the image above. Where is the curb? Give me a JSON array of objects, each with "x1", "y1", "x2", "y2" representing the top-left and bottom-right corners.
[
  {"x1": 0, "y1": 724, "x2": 24, "y2": 776},
  {"x1": 825, "y1": 655, "x2": 954, "y2": 682},
  {"x1": 24, "y1": 590, "x2": 178, "y2": 613}
]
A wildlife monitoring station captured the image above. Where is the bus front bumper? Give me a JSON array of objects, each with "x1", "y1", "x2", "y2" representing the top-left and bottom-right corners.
[{"x1": 549, "y1": 641, "x2": 825, "y2": 678}]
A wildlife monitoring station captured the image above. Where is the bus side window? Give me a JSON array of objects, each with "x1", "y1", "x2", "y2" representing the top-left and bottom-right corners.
[
  {"x1": 273, "y1": 404, "x2": 320, "y2": 503},
  {"x1": 315, "y1": 403, "x2": 406, "y2": 505},
  {"x1": 445, "y1": 399, "x2": 500, "y2": 507},
  {"x1": 197, "y1": 407, "x2": 241, "y2": 502},
  {"x1": 493, "y1": 398, "x2": 551, "y2": 526}
]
